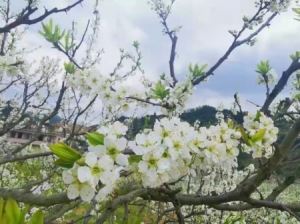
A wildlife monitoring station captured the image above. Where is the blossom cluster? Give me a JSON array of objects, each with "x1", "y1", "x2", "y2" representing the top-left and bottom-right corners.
[
  {"x1": 129, "y1": 117, "x2": 241, "y2": 188},
  {"x1": 62, "y1": 121, "x2": 129, "y2": 202},
  {"x1": 269, "y1": 0, "x2": 291, "y2": 12},
  {"x1": 193, "y1": 120, "x2": 241, "y2": 166},
  {"x1": 129, "y1": 117, "x2": 194, "y2": 187},
  {"x1": 162, "y1": 80, "x2": 194, "y2": 115},
  {"x1": 242, "y1": 112, "x2": 278, "y2": 158},
  {"x1": 66, "y1": 69, "x2": 142, "y2": 116},
  {"x1": 60, "y1": 111, "x2": 279, "y2": 202},
  {"x1": 0, "y1": 55, "x2": 22, "y2": 77},
  {"x1": 67, "y1": 68, "x2": 196, "y2": 117},
  {"x1": 146, "y1": 76, "x2": 195, "y2": 115}
]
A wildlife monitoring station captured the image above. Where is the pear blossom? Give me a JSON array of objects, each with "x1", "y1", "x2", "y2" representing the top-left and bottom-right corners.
[
  {"x1": 138, "y1": 148, "x2": 171, "y2": 187},
  {"x1": 62, "y1": 165, "x2": 95, "y2": 202},
  {"x1": 91, "y1": 136, "x2": 129, "y2": 167},
  {"x1": 242, "y1": 112, "x2": 278, "y2": 158},
  {"x1": 84, "y1": 153, "x2": 118, "y2": 185}
]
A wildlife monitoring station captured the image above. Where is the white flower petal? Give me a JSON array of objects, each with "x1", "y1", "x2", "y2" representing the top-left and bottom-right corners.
[
  {"x1": 116, "y1": 138, "x2": 127, "y2": 151},
  {"x1": 77, "y1": 166, "x2": 92, "y2": 183},
  {"x1": 67, "y1": 184, "x2": 79, "y2": 199},
  {"x1": 80, "y1": 184, "x2": 95, "y2": 202},
  {"x1": 116, "y1": 154, "x2": 128, "y2": 166},
  {"x1": 85, "y1": 152, "x2": 97, "y2": 167},
  {"x1": 98, "y1": 155, "x2": 114, "y2": 169},
  {"x1": 62, "y1": 170, "x2": 74, "y2": 184},
  {"x1": 95, "y1": 185, "x2": 113, "y2": 202}
]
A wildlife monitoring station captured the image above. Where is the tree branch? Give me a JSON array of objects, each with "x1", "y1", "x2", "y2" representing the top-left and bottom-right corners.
[
  {"x1": 261, "y1": 59, "x2": 300, "y2": 113},
  {"x1": 0, "y1": 0, "x2": 84, "y2": 33},
  {"x1": 193, "y1": 12, "x2": 278, "y2": 85}
]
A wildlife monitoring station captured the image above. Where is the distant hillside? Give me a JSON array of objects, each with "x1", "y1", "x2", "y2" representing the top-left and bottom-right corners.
[{"x1": 120, "y1": 105, "x2": 244, "y2": 139}]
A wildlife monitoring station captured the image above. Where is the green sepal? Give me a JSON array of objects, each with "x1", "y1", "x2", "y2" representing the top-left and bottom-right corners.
[
  {"x1": 50, "y1": 143, "x2": 81, "y2": 162},
  {"x1": 54, "y1": 158, "x2": 75, "y2": 168},
  {"x1": 85, "y1": 132, "x2": 104, "y2": 146},
  {"x1": 76, "y1": 157, "x2": 86, "y2": 166}
]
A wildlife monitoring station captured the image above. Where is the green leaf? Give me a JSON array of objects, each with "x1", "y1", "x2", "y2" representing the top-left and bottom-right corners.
[
  {"x1": 49, "y1": 143, "x2": 81, "y2": 162},
  {"x1": 189, "y1": 63, "x2": 207, "y2": 78},
  {"x1": 63, "y1": 32, "x2": 74, "y2": 51},
  {"x1": 293, "y1": 7, "x2": 300, "y2": 21},
  {"x1": 256, "y1": 60, "x2": 271, "y2": 75},
  {"x1": 19, "y1": 204, "x2": 30, "y2": 224},
  {"x1": 29, "y1": 210, "x2": 44, "y2": 224},
  {"x1": 151, "y1": 80, "x2": 169, "y2": 100},
  {"x1": 132, "y1": 40, "x2": 139, "y2": 48},
  {"x1": 290, "y1": 51, "x2": 300, "y2": 61},
  {"x1": 294, "y1": 93, "x2": 300, "y2": 100},
  {"x1": 5, "y1": 198, "x2": 21, "y2": 224},
  {"x1": 0, "y1": 198, "x2": 4, "y2": 221},
  {"x1": 254, "y1": 111, "x2": 262, "y2": 122},
  {"x1": 39, "y1": 19, "x2": 66, "y2": 44},
  {"x1": 85, "y1": 132, "x2": 104, "y2": 146},
  {"x1": 64, "y1": 62, "x2": 76, "y2": 74},
  {"x1": 251, "y1": 128, "x2": 266, "y2": 142}
]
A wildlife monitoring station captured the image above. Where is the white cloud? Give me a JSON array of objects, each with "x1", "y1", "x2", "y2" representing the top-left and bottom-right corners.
[{"x1": 13, "y1": 0, "x2": 300, "y2": 111}]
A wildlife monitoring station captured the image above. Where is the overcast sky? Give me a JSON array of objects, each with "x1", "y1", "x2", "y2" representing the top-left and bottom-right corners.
[{"x1": 17, "y1": 0, "x2": 300, "y2": 112}]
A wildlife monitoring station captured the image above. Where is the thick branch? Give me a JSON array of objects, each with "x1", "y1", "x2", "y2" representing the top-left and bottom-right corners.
[
  {"x1": 0, "y1": 188, "x2": 70, "y2": 206},
  {"x1": 239, "y1": 118, "x2": 300, "y2": 195},
  {"x1": 0, "y1": 152, "x2": 52, "y2": 165},
  {"x1": 96, "y1": 189, "x2": 147, "y2": 224}
]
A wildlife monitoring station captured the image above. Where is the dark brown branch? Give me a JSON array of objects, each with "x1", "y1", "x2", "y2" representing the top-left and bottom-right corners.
[
  {"x1": 168, "y1": 33, "x2": 178, "y2": 86},
  {"x1": 0, "y1": 0, "x2": 10, "y2": 55},
  {"x1": 11, "y1": 82, "x2": 67, "y2": 155},
  {"x1": 45, "y1": 202, "x2": 80, "y2": 224},
  {"x1": 261, "y1": 59, "x2": 300, "y2": 113},
  {"x1": 193, "y1": 12, "x2": 277, "y2": 85},
  {"x1": 66, "y1": 94, "x2": 97, "y2": 141},
  {"x1": 153, "y1": 0, "x2": 178, "y2": 86},
  {"x1": 246, "y1": 198, "x2": 300, "y2": 221},
  {"x1": 72, "y1": 20, "x2": 90, "y2": 57},
  {"x1": 126, "y1": 96, "x2": 165, "y2": 107},
  {"x1": 53, "y1": 42, "x2": 83, "y2": 69},
  {"x1": 0, "y1": 152, "x2": 52, "y2": 165},
  {"x1": 172, "y1": 200, "x2": 185, "y2": 224},
  {"x1": 0, "y1": 0, "x2": 84, "y2": 33},
  {"x1": 96, "y1": 189, "x2": 147, "y2": 224},
  {"x1": 0, "y1": 77, "x2": 21, "y2": 93},
  {"x1": 0, "y1": 188, "x2": 70, "y2": 206},
  {"x1": 266, "y1": 176, "x2": 295, "y2": 201}
]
